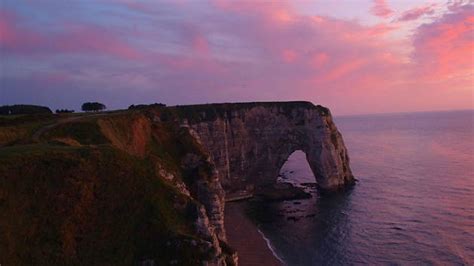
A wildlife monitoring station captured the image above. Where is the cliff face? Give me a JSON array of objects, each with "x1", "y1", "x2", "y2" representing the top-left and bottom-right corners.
[
  {"x1": 0, "y1": 110, "x2": 235, "y2": 266},
  {"x1": 0, "y1": 101, "x2": 353, "y2": 266},
  {"x1": 177, "y1": 102, "x2": 355, "y2": 192}
]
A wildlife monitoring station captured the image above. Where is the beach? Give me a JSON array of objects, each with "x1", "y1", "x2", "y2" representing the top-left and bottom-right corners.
[{"x1": 225, "y1": 201, "x2": 283, "y2": 266}]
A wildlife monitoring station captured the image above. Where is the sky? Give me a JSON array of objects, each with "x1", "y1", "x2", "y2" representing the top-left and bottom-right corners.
[{"x1": 0, "y1": 0, "x2": 473, "y2": 115}]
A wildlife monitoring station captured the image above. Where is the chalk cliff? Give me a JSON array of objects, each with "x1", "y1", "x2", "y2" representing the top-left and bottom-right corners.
[
  {"x1": 177, "y1": 101, "x2": 355, "y2": 192},
  {"x1": 0, "y1": 109, "x2": 235, "y2": 265},
  {"x1": 0, "y1": 101, "x2": 354, "y2": 265}
]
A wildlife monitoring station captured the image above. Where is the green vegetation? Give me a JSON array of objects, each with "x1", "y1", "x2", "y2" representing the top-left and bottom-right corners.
[
  {"x1": 170, "y1": 101, "x2": 327, "y2": 123},
  {"x1": 316, "y1": 105, "x2": 330, "y2": 116},
  {"x1": 0, "y1": 101, "x2": 324, "y2": 265},
  {"x1": 0, "y1": 144, "x2": 213, "y2": 265},
  {"x1": 56, "y1": 109, "x2": 75, "y2": 113},
  {"x1": 0, "y1": 114, "x2": 57, "y2": 146},
  {"x1": 128, "y1": 103, "x2": 166, "y2": 110},
  {"x1": 44, "y1": 120, "x2": 109, "y2": 145},
  {"x1": 0, "y1": 104, "x2": 52, "y2": 115},
  {"x1": 81, "y1": 102, "x2": 106, "y2": 112},
  {"x1": 0, "y1": 108, "x2": 227, "y2": 265}
]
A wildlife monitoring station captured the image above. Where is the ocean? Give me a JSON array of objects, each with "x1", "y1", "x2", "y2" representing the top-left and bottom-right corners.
[{"x1": 247, "y1": 110, "x2": 474, "y2": 265}]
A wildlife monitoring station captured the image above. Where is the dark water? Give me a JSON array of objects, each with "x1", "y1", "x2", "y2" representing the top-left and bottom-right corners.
[{"x1": 249, "y1": 110, "x2": 474, "y2": 265}]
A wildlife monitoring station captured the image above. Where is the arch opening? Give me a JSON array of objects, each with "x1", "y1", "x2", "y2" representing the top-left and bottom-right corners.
[{"x1": 278, "y1": 150, "x2": 317, "y2": 187}]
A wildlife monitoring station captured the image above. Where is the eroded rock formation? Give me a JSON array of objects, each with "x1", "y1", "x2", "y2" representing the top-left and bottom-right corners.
[
  {"x1": 0, "y1": 101, "x2": 353, "y2": 266},
  {"x1": 177, "y1": 101, "x2": 355, "y2": 192}
]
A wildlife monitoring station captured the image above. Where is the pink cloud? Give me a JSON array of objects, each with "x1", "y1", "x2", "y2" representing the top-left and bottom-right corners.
[
  {"x1": 412, "y1": 4, "x2": 474, "y2": 80},
  {"x1": 32, "y1": 71, "x2": 72, "y2": 87},
  {"x1": 57, "y1": 25, "x2": 142, "y2": 60},
  {"x1": 311, "y1": 53, "x2": 329, "y2": 68},
  {"x1": 321, "y1": 58, "x2": 368, "y2": 82},
  {"x1": 367, "y1": 23, "x2": 399, "y2": 36},
  {"x1": 178, "y1": 23, "x2": 212, "y2": 57},
  {"x1": 0, "y1": 10, "x2": 141, "y2": 60},
  {"x1": 371, "y1": 0, "x2": 394, "y2": 18},
  {"x1": 121, "y1": 1, "x2": 409, "y2": 111},
  {"x1": 448, "y1": 0, "x2": 472, "y2": 12},
  {"x1": 398, "y1": 4, "x2": 436, "y2": 22},
  {"x1": 211, "y1": 0, "x2": 297, "y2": 26},
  {"x1": 3, "y1": 0, "x2": 473, "y2": 114},
  {"x1": 192, "y1": 34, "x2": 210, "y2": 55},
  {"x1": 0, "y1": 10, "x2": 44, "y2": 52},
  {"x1": 282, "y1": 49, "x2": 297, "y2": 63}
]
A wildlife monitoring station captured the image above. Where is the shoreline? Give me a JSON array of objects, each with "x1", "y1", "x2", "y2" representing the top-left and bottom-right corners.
[
  {"x1": 224, "y1": 201, "x2": 284, "y2": 266},
  {"x1": 256, "y1": 228, "x2": 286, "y2": 264}
]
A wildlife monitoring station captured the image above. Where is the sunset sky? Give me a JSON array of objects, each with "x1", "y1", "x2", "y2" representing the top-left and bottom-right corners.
[{"x1": 1, "y1": 0, "x2": 473, "y2": 115}]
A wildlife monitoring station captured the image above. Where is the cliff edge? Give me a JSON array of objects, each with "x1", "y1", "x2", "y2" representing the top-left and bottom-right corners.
[
  {"x1": 0, "y1": 101, "x2": 354, "y2": 265},
  {"x1": 0, "y1": 109, "x2": 235, "y2": 265},
  {"x1": 175, "y1": 101, "x2": 355, "y2": 192}
]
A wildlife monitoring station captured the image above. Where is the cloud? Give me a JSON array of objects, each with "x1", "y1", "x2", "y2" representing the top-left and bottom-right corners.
[
  {"x1": 398, "y1": 4, "x2": 437, "y2": 22},
  {"x1": 412, "y1": 3, "x2": 474, "y2": 80},
  {"x1": 0, "y1": 9, "x2": 141, "y2": 59},
  {"x1": 1, "y1": 0, "x2": 473, "y2": 114},
  {"x1": 371, "y1": 0, "x2": 394, "y2": 18},
  {"x1": 367, "y1": 23, "x2": 399, "y2": 36},
  {"x1": 311, "y1": 53, "x2": 329, "y2": 68},
  {"x1": 0, "y1": 10, "x2": 44, "y2": 53},
  {"x1": 282, "y1": 49, "x2": 298, "y2": 63}
]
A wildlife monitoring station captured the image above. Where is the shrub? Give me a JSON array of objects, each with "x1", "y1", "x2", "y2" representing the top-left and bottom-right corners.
[
  {"x1": 81, "y1": 102, "x2": 106, "y2": 112},
  {"x1": 55, "y1": 109, "x2": 75, "y2": 114},
  {"x1": 128, "y1": 103, "x2": 166, "y2": 110},
  {"x1": 0, "y1": 104, "x2": 52, "y2": 115}
]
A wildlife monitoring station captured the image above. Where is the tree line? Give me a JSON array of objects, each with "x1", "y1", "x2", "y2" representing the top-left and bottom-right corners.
[
  {"x1": 1, "y1": 102, "x2": 168, "y2": 115},
  {"x1": 0, "y1": 102, "x2": 107, "y2": 115},
  {"x1": 0, "y1": 105, "x2": 52, "y2": 115}
]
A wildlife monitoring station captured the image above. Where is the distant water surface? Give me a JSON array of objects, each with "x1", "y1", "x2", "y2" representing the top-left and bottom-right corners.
[{"x1": 248, "y1": 110, "x2": 474, "y2": 265}]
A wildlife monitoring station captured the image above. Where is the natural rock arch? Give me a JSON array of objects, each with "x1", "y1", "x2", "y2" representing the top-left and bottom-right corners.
[
  {"x1": 178, "y1": 102, "x2": 355, "y2": 192},
  {"x1": 278, "y1": 150, "x2": 316, "y2": 184}
]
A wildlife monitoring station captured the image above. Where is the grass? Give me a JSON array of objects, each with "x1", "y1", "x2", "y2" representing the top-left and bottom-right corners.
[
  {"x1": 0, "y1": 144, "x2": 216, "y2": 265},
  {"x1": 0, "y1": 114, "x2": 58, "y2": 146},
  {"x1": 169, "y1": 101, "x2": 330, "y2": 123},
  {"x1": 0, "y1": 108, "x2": 228, "y2": 265},
  {"x1": 0, "y1": 101, "x2": 320, "y2": 265},
  {"x1": 43, "y1": 121, "x2": 109, "y2": 145}
]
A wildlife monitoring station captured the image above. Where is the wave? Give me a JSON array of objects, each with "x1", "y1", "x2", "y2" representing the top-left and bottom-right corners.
[{"x1": 257, "y1": 228, "x2": 286, "y2": 265}]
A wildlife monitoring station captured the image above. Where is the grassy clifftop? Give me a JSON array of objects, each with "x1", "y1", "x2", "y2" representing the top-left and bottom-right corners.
[
  {"x1": 0, "y1": 101, "x2": 327, "y2": 264},
  {"x1": 172, "y1": 101, "x2": 330, "y2": 123},
  {"x1": 0, "y1": 108, "x2": 232, "y2": 265}
]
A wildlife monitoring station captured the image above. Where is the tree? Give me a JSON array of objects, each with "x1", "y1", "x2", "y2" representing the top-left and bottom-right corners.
[
  {"x1": 128, "y1": 103, "x2": 166, "y2": 110},
  {"x1": 55, "y1": 109, "x2": 75, "y2": 114},
  {"x1": 0, "y1": 105, "x2": 52, "y2": 115},
  {"x1": 81, "y1": 102, "x2": 106, "y2": 112}
]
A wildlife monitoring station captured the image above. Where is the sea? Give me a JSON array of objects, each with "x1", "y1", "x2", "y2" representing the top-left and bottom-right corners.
[{"x1": 247, "y1": 110, "x2": 474, "y2": 265}]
